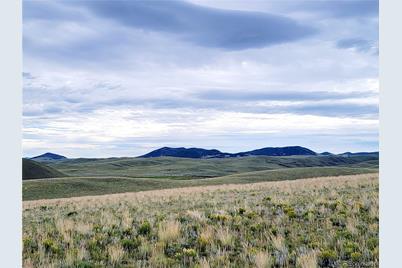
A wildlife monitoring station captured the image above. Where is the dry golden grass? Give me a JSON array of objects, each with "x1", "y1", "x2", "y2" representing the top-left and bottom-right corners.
[
  {"x1": 254, "y1": 251, "x2": 273, "y2": 268},
  {"x1": 297, "y1": 250, "x2": 318, "y2": 268},
  {"x1": 158, "y1": 220, "x2": 181, "y2": 243},
  {"x1": 23, "y1": 173, "x2": 378, "y2": 267},
  {"x1": 23, "y1": 173, "x2": 377, "y2": 209},
  {"x1": 107, "y1": 244, "x2": 124, "y2": 264}
]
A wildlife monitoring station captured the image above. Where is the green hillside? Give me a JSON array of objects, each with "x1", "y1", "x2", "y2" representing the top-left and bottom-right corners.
[
  {"x1": 23, "y1": 166, "x2": 376, "y2": 200},
  {"x1": 44, "y1": 155, "x2": 378, "y2": 179},
  {"x1": 22, "y1": 159, "x2": 66, "y2": 180}
]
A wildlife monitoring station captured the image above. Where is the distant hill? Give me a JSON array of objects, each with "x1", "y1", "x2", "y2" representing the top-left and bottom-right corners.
[
  {"x1": 320, "y1": 152, "x2": 333, "y2": 156},
  {"x1": 30, "y1": 152, "x2": 67, "y2": 162},
  {"x1": 234, "y1": 146, "x2": 316, "y2": 157},
  {"x1": 339, "y1": 152, "x2": 379, "y2": 157},
  {"x1": 22, "y1": 159, "x2": 66, "y2": 180},
  {"x1": 140, "y1": 147, "x2": 231, "y2": 158},
  {"x1": 140, "y1": 146, "x2": 317, "y2": 158},
  {"x1": 44, "y1": 154, "x2": 378, "y2": 179}
]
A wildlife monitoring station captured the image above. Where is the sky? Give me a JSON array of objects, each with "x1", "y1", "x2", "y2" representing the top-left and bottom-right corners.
[{"x1": 23, "y1": 0, "x2": 379, "y2": 158}]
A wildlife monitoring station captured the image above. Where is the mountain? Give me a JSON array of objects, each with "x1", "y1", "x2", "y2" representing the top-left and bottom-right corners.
[
  {"x1": 338, "y1": 152, "x2": 379, "y2": 157},
  {"x1": 140, "y1": 147, "x2": 231, "y2": 158},
  {"x1": 22, "y1": 159, "x2": 66, "y2": 180},
  {"x1": 234, "y1": 146, "x2": 317, "y2": 157},
  {"x1": 30, "y1": 152, "x2": 67, "y2": 162},
  {"x1": 320, "y1": 152, "x2": 333, "y2": 156},
  {"x1": 140, "y1": 146, "x2": 317, "y2": 158}
]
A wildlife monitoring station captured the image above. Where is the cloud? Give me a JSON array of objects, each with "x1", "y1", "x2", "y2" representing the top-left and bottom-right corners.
[
  {"x1": 75, "y1": 0, "x2": 316, "y2": 50},
  {"x1": 301, "y1": 0, "x2": 378, "y2": 18},
  {"x1": 336, "y1": 38, "x2": 378, "y2": 54},
  {"x1": 22, "y1": 72, "x2": 35, "y2": 80},
  {"x1": 195, "y1": 89, "x2": 375, "y2": 101},
  {"x1": 189, "y1": 0, "x2": 378, "y2": 20},
  {"x1": 23, "y1": 107, "x2": 378, "y2": 157},
  {"x1": 22, "y1": 0, "x2": 379, "y2": 157},
  {"x1": 22, "y1": 75, "x2": 378, "y2": 119}
]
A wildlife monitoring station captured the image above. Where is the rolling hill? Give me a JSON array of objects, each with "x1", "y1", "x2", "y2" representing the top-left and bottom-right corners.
[
  {"x1": 22, "y1": 166, "x2": 376, "y2": 200},
  {"x1": 43, "y1": 154, "x2": 378, "y2": 179},
  {"x1": 22, "y1": 159, "x2": 66, "y2": 180},
  {"x1": 23, "y1": 151, "x2": 379, "y2": 200}
]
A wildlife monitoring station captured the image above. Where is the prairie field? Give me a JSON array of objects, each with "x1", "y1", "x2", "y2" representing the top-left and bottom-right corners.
[
  {"x1": 23, "y1": 173, "x2": 378, "y2": 267},
  {"x1": 23, "y1": 166, "x2": 376, "y2": 201}
]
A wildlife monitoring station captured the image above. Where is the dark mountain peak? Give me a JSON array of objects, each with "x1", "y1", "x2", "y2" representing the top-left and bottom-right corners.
[
  {"x1": 140, "y1": 147, "x2": 229, "y2": 158},
  {"x1": 140, "y1": 146, "x2": 317, "y2": 158},
  {"x1": 235, "y1": 146, "x2": 317, "y2": 157},
  {"x1": 31, "y1": 152, "x2": 67, "y2": 161},
  {"x1": 320, "y1": 152, "x2": 333, "y2": 155}
]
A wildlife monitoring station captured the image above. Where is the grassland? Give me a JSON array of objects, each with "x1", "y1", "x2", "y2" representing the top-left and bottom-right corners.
[
  {"x1": 23, "y1": 173, "x2": 378, "y2": 267},
  {"x1": 42, "y1": 155, "x2": 378, "y2": 179},
  {"x1": 23, "y1": 155, "x2": 378, "y2": 200},
  {"x1": 23, "y1": 166, "x2": 376, "y2": 200}
]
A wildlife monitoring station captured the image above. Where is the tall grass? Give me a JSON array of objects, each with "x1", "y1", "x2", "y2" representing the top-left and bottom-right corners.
[{"x1": 23, "y1": 173, "x2": 378, "y2": 267}]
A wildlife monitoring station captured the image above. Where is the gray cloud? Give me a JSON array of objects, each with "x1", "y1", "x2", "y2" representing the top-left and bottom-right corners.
[
  {"x1": 23, "y1": 81, "x2": 378, "y2": 119},
  {"x1": 336, "y1": 38, "x2": 378, "y2": 54},
  {"x1": 23, "y1": 1, "x2": 86, "y2": 22},
  {"x1": 75, "y1": 0, "x2": 316, "y2": 50}
]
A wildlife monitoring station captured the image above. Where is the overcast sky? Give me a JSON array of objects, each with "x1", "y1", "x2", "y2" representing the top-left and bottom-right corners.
[{"x1": 23, "y1": 0, "x2": 378, "y2": 158}]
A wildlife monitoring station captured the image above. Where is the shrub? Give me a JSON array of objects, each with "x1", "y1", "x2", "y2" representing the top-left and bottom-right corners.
[
  {"x1": 75, "y1": 260, "x2": 93, "y2": 268},
  {"x1": 238, "y1": 208, "x2": 246, "y2": 215},
  {"x1": 263, "y1": 196, "x2": 272, "y2": 202},
  {"x1": 335, "y1": 230, "x2": 353, "y2": 240},
  {"x1": 87, "y1": 238, "x2": 106, "y2": 262},
  {"x1": 138, "y1": 220, "x2": 152, "y2": 236},
  {"x1": 23, "y1": 237, "x2": 37, "y2": 254},
  {"x1": 350, "y1": 252, "x2": 362, "y2": 262},
  {"x1": 284, "y1": 206, "x2": 297, "y2": 219},
  {"x1": 198, "y1": 228, "x2": 213, "y2": 248},
  {"x1": 246, "y1": 211, "x2": 258, "y2": 219},
  {"x1": 343, "y1": 241, "x2": 360, "y2": 258},
  {"x1": 208, "y1": 213, "x2": 230, "y2": 222},
  {"x1": 318, "y1": 249, "x2": 337, "y2": 267},
  {"x1": 183, "y1": 248, "x2": 197, "y2": 257},
  {"x1": 121, "y1": 238, "x2": 140, "y2": 252},
  {"x1": 367, "y1": 237, "x2": 378, "y2": 250},
  {"x1": 42, "y1": 238, "x2": 62, "y2": 256},
  {"x1": 67, "y1": 211, "x2": 78, "y2": 217},
  {"x1": 330, "y1": 216, "x2": 346, "y2": 227},
  {"x1": 270, "y1": 227, "x2": 278, "y2": 236},
  {"x1": 165, "y1": 243, "x2": 182, "y2": 258}
]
